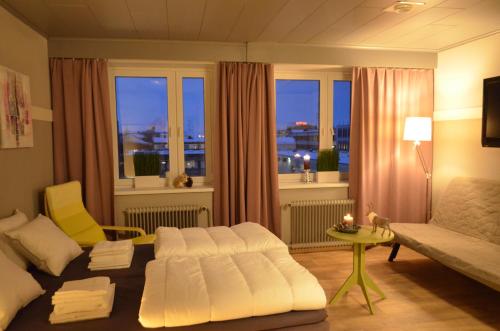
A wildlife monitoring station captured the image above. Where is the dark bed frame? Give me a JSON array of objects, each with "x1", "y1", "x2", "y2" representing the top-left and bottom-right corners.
[{"x1": 8, "y1": 245, "x2": 329, "y2": 331}]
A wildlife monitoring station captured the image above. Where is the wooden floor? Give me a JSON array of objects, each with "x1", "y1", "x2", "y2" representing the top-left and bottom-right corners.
[{"x1": 292, "y1": 245, "x2": 500, "y2": 331}]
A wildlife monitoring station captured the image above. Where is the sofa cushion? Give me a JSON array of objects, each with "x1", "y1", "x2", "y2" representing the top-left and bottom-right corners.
[
  {"x1": 430, "y1": 177, "x2": 500, "y2": 245},
  {"x1": 391, "y1": 223, "x2": 500, "y2": 291}
]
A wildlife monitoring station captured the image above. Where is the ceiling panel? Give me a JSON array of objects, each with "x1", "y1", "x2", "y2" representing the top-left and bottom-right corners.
[
  {"x1": 0, "y1": 0, "x2": 499, "y2": 51},
  {"x1": 47, "y1": 2, "x2": 103, "y2": 37},
  {"x1": 337, "y1": 0, "x2": 447, "y2": 45},
  {"x1": 167, "y1": 0, "x2": 206, "y2": 40},
  {"x1": 227, "y1": 0, "x2": 287, "y2": 42},
  {"x1": 257, "y1": 0, "x2": 326, "y2": 42},
  {"x1": 198, "y1": 0, "x2": 245, "y2": 41},
  {"x1": 309, "y1": 7, "x2": 382, "y2": 44},
  {"x1": 283, "y1": 0, "x2": 364, "y2": 43},
  {"x1": 364, "y1": 7, "x2": 461, "y2": 45},
  {"x1": 87, "y1": 0, "x2": 136, "y2": 38},
  {"x1": 127, "y1": 0, "x2": 168, "y2": 39}
]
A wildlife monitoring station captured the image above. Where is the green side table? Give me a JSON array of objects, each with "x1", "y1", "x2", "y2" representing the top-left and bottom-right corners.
[{"x1": 326, "y1": 226, "x2": 394, "y2": 314}]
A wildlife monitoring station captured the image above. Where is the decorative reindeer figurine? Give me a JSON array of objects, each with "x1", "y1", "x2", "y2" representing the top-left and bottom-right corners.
[{"x1": 366, "y1": 203, "x2": 392, "y2": 237}]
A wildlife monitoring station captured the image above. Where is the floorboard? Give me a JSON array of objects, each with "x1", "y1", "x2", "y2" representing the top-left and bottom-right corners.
[{"x1": 292, "y1": 246, "x2": 500, "y2": 331}]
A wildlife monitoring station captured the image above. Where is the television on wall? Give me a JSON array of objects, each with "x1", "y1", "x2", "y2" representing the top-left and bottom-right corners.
[{"x1": 482, "y1": 76, "x2": 500, "y2": 147}]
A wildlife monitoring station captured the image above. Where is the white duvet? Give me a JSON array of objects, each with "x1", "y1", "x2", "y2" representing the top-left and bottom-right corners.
[
  {"x1": 154, "y1": 222, "x2": 287, "y2": 259},
  {"x1": 139, "y1": 248, "x2": 326, "y2": 328}
]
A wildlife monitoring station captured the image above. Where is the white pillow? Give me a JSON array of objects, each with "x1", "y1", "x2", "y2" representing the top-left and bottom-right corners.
[
  {"x1": 0, "y1": 209, "x2": 30, "y2": 269},
  {"x1": 5, "y1": 214, "x2": 83, "y2": 276},
  {"x1": 0, "y1": 249, "x2": 45, "y2": 330}
]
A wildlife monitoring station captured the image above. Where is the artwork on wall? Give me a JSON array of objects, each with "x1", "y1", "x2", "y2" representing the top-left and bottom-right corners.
[{"x1": 0, "y1": 65, "x2": 33, "y2": 149}]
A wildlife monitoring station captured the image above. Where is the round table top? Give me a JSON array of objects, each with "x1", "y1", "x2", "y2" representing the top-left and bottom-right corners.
[{"x1": 326, "y1": 226, "x2": 394, "y2": 244}]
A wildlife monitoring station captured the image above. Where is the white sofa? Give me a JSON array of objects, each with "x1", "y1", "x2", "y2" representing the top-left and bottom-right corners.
[{"x1": 389, "y1": 177, "x2": 500, "y2": 291}]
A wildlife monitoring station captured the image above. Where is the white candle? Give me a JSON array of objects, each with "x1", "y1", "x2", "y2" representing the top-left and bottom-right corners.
[
  {"x1": 343, "y1": 213, "x2": 354, "y2": 226},
  {"x1": 303, "y1": 154, "x2": 311, "y2": 170}
]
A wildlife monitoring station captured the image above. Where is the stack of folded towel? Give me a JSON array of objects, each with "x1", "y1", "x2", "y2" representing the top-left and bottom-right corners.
[
  {"x1": 88, "y1": 239, "x2": 134, "y2": 271},
  {"x1": 50, "y1": 277, "x2": 115, "y2": 324}
]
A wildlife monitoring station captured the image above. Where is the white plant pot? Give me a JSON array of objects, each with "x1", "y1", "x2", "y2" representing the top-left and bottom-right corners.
[
  {"x1": 316, "y1": 171, "x2": 340, "y2": 183},
  {"x1": 134, "y1": 175, "x2": 162, "y2": 188}
]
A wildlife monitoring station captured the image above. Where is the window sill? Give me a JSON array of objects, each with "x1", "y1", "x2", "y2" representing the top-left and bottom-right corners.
[
  {"x1": 114, "y1": 185, "x2": 214, "y2": 196},
  {"x1": 279, "y1": 182, "x2": 349, "y2": 190}
]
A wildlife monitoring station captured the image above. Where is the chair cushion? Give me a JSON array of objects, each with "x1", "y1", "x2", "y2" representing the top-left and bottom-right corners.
[
  {"x1": 0, "y1": 210, "x2": 30, "y2": 269},
  {"x1": 0, "y1": 249, "x2": 45, "y2": 330},
  {"x1": 5, "y1": 214, "x2": 83, "y2": 276},
  {"x1": 391, "y1": 223, "x2": 500, "y2": 291},
  {"x1": 430, "y1": 177, "x2": 500, "y2": 245}
]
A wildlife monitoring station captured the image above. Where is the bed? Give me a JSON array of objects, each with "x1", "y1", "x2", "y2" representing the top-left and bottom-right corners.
[
  {"x1": 154, "y1": 222, "x2": 288, "y2": 259},
  {"x1": 7, "y1": 245, "x2": 329, "y2": 331}
]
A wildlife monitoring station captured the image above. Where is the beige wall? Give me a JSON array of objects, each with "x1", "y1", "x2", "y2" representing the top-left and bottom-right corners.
[
  {"x1": 433, "y1": 33, "x2": 500, "y2": 208},
  {"x1": 48, "y1": 38, "x2": 437, "y2": 69},
  {"x1": 0, "y1": 6, "x2": 53, "y2": 219}
]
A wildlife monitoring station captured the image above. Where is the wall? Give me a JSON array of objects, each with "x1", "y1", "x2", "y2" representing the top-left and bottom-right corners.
[
  {"x1": 433, "y1": 33, "x2": 500, "y2": 208},
  {"x1": 0, "y1": 6, "x2": 53, "y2": 219},
  {"x1": 48, "y1": 38, "x2": 437, "y2": 69}
]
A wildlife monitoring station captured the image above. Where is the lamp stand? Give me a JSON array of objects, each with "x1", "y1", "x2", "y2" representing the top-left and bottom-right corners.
[{"x1": 415, "y1": 142, "x2": 431, "y2": 222}]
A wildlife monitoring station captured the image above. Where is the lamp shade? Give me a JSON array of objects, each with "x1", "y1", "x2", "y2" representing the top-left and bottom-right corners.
[{"x1": 403, "y1": 117, "x2": 432, "y2": 142}]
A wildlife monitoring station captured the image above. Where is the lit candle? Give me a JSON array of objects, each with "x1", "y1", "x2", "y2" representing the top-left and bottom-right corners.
[
  {"x1": 343, "y1": 213, "x2": 354, "y2": 226},
  {"x1": 303, "y1": 154, "x2": 311, "y2": 170}
]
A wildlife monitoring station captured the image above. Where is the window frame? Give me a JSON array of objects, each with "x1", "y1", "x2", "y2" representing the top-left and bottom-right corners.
[
  {"x1": 109, "y1": 62, "x2": 213, "y2": 189},
  {"x1": 274, "y1": 69, "x2": 351, "y2": 183}
]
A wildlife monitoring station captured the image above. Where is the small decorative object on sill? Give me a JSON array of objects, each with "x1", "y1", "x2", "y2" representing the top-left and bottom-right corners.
[
  {"x1": 334, "y1": 223, "x2": 360, "y2": 234},
  {"x1": 316, "y1": 148, "x2": 340, "y2": 183},
  {"x1": 366, "y1": 203, "x2": 392, "y2": 237},
  {"x1": 133, "y1": 152, "x2": 162, "y2": 188},
  {"x1": 303, "y1": 154, "x2": 312, "y2": 183},
  {"x1": 173, "y1": 173, "x2": 192, "y2": 188}
]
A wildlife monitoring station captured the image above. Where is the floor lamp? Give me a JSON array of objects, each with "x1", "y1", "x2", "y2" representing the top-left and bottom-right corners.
[{"x1": 403, "y1": 117, "x2": 432, "y2": 222}]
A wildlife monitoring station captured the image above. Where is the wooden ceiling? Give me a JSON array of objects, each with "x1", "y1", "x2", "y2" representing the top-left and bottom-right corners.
[{"x1": 1, "y1": 0, "x2": 499, "y2": 51}]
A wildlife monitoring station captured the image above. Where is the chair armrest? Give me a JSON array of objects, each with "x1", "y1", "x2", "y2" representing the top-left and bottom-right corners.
[{"x1": 100, "y1": 225, "x2": 147, "y2": 237}]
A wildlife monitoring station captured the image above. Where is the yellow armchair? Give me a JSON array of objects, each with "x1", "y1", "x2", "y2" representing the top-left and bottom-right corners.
[{"x1": 44, "y1": 181, "x2": 154, "y2": 247}]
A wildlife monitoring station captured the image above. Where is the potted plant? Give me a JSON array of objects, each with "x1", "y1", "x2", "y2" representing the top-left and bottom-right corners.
[
  {"x1": 316, "y1": 147, "x2": 339, "y2": 183},
  {"x1": 133, "y1": 152, "x2": 162, "y2": 188}
]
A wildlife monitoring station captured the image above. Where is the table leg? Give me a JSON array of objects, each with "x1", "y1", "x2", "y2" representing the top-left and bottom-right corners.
[{"x1": 329, "y1": 243, "x2": 386, "y2": 314}]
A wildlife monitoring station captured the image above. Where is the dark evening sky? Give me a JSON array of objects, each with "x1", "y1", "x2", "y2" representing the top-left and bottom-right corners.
[{"x1": 116, "y1": 77, "x2": 350, "y2": 136}]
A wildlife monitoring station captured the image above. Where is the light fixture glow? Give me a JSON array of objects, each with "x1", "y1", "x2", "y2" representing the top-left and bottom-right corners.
[{"x1": 403, "y1": 117, "x2": 432, "y2": 143}]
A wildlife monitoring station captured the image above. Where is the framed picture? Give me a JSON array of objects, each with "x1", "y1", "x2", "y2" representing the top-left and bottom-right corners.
[{"x1": 0, "y1": 65, "x2": 33, "y2": 149}]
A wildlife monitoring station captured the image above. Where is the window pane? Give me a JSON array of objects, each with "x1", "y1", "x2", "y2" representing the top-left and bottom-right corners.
[
  {"x1": 276, "y1": 80, "x2": 320, "y2": 173},
  {"x1": 333, "y1": 80, "x2": 351, "y2": 173},
  {"x1": 182, "y1": 78, "x2": 205, "y2": 177},
  {"x1": 115, "y1": 77, "x2": 168, "y2": 179}
]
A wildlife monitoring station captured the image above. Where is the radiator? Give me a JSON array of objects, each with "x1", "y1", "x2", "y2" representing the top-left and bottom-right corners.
[
  {"x1": 286, "y1": 199, "x2": 355, "y2": 249},
  {"x1": 124, "y1": 205, "x2": 209, "y2": 234}
]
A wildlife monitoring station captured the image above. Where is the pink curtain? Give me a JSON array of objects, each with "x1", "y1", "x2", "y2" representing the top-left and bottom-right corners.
[
  {"x1": 349, "y1": 67, "x2": 433, "y2": 224},
  {"x1": 49, "y1": 58, "x2": 114, "y2": 225},
  {"x1": 214, "y1": 62, "x2": 281, "y2": 236}
]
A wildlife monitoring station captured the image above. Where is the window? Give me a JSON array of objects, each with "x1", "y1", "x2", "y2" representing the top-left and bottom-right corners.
[
  {"x1": 115, "y1": 77, "x2": 169, "y2": 179},
  {"x1": 275, "y1": 70, "x2": 351, "y2": 182},
  {"x1": 110, "y1": 64, "x2": 212, "y2": 187},
  {"x1": 276, "y1": 80, "x2": 320, "y2": 173},
  {"x1": 333, "y1": 81, "x2": 351, "y2": 173}
]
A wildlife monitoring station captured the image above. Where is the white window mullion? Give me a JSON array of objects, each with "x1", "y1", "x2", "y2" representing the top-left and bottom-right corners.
[
  {"x1": 167, "y1": 71, "x2": 179, "y2": 182},
  {"x1": 174, "y1": 72, "x2": 185, "y2": 177}
]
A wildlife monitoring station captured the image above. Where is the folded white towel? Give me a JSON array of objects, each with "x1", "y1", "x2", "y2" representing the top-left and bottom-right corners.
[
  {"x1": 53, "y1": 277, "x2": 110, "y2": 299},
  {"x1": 89, "y1": 263, "x2": 132, "y2": 271},
  {"x1": 52, "y1": 294, "x2": 108, "y2": 306},
  {"x1": 90, "y1": 240, "x2": 133, "y2": 257},
  {"x1": 54, "y1": 298, "x2": 108, "y2": 315},
  {"x1": 90, "y1": 248, "x2": 133, "y2": 265},
  {"x1": 50, "y1": 284, "x2": 115, "y2": 324}
]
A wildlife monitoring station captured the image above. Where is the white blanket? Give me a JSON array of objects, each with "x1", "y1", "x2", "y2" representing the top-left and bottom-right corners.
[
  {"x1": 139, "y1": 249, "x2": 326, "y2": 328},
  {"x1": 154, "y1": 222, "x2": 287, "y2": 259}
]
